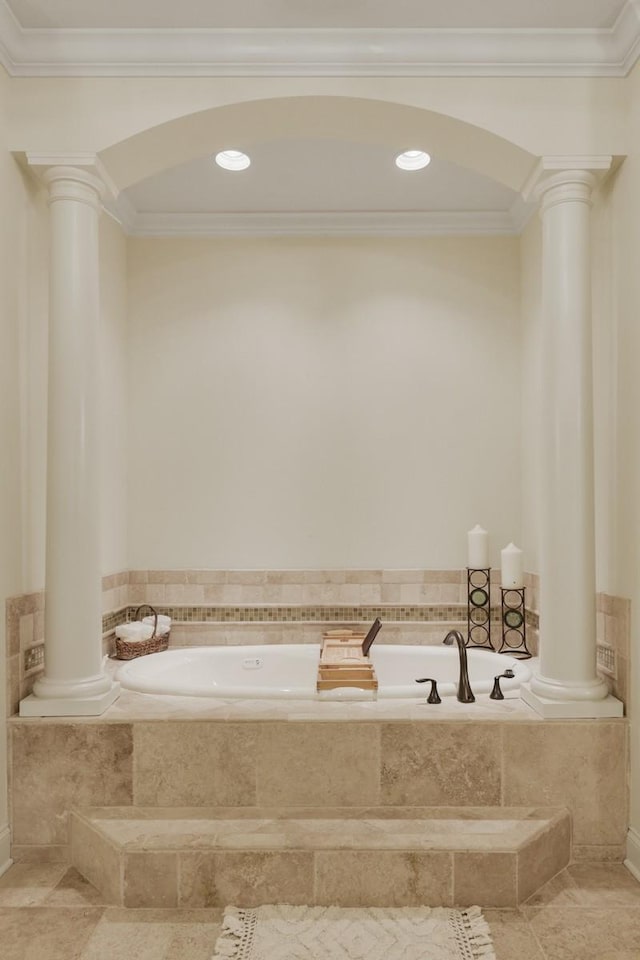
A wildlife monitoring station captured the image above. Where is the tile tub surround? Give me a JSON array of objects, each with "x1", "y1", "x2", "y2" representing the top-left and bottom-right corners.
[
  {"x1": 68, "y1": 806, "x2": 570, "y2": 908},
  {"x1": 6, "y1": 567, "x2": 543, "y2": 716},
  {"x1": 8, "y1": 716, "x2": 628, "y2": 863},
  {"x1": 7, "y1": 569, "x2": 631, "y2": 715}
]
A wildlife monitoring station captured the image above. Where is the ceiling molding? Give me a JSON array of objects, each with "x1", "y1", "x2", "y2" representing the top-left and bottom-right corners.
[
  {"x1": 0, "y1": 1, "x2": 639, "y2": 77},
  {"x1": 126, "y1": 210, "x2": 527, "y2": 238}
]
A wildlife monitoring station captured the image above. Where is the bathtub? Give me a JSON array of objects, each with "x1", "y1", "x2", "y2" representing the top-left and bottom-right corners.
[{"x1": 117, "y1": 644, "x2": 531, "y2": 700}]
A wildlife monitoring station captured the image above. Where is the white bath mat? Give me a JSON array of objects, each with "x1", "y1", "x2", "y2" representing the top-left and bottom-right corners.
[{"x1": 211, "y1": 904, "x2": 496, "y2": 960}]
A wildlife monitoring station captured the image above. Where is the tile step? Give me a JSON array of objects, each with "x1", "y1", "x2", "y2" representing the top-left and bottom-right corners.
[{"x1": 70, "y1": 805, "x2": 570, "y2": 908}]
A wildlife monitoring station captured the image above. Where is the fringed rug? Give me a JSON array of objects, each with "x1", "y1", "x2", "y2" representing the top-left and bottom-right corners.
[{"x1": 212, "y1": 904, "x2": 496, "y2": 960}]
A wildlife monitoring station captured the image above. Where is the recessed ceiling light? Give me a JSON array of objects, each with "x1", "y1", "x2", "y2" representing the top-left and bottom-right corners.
[
  {"x1": 215, "y1": 150, "x2": 251, "y2": 171},
  {"x1": 395, "y1": 150, "x2": 431, "y2": 171}
]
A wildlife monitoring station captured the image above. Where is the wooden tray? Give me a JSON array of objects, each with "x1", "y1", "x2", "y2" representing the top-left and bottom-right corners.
[{"x1": 317, "y1": 631, "x2": 378, "y2": 692}]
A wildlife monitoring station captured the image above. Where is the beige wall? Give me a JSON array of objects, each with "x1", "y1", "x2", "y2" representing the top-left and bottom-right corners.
[
  {"x1": 591, "y1": 64, "x2": 640, "y2": 838},
  {"x1": 519, "y1": 214, "x2": 542, "y2": 575},
  {"x1": 99, "y1": 214, "x2": 129, "y2": 576},
  {"x1": 0, "y1": 65, "x2": 42, "y2": 871},
  {"x1": 127, "y1": 236, "x2": 521, "y2": 570}
]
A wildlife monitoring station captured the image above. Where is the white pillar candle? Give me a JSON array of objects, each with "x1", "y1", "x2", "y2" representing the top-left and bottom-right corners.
[
  {"x1": 467, "y1": 525, "x2": 489, "y2": 568},
  {"x1": 501, "y1": 542, "x2": 524, "y2": 588}
]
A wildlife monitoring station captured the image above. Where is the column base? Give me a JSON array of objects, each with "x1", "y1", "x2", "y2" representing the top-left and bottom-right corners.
[
  {"x1": 521, "y1": 683, "x2": 623, "y2": 718},
  {"x1": 19, "y1": 681, "x2": 120, "y2": 717}
]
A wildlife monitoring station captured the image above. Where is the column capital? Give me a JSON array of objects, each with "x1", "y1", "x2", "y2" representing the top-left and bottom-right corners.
[
  {"x1": 25, "y1": 152, "x2": 117, "y2": 209},
  {"x1": 521, "y1": 156, "x2": 612, "y2": 206}
]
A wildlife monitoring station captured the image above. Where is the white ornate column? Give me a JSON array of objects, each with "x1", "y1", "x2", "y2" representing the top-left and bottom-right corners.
[
  {"x1": 521, "y1": 157, "x2": 622, "y2": 719},
  {"x1": 20, "y1": 159, "x2": 120, "y2": 717}
]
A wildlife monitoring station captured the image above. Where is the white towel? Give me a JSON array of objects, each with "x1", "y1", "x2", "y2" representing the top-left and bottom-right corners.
[
  {"x1": 142, "y1": 614, "x2": 171, "y2": 637},
  {"x1": 116, "y1": 622, "x2": 154, "y2": 642}
]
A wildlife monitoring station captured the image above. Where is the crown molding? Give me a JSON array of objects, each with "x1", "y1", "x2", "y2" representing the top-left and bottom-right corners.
[
  {"x1": 126, "y1": 209, "x2": 527, "y2": 238},
  {"x1": 0, "y1": 0, "x2": 639, "y2": 77}
]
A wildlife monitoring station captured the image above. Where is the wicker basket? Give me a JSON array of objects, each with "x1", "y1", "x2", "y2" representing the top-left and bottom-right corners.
[{"x1": 114, "y1": 604, "x2": 170, "y2": 660}]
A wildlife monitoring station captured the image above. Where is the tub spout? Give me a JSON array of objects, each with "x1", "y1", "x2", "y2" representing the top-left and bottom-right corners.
[{"x1": 443, "y1": 630, "x2": 475, "y2": 703}]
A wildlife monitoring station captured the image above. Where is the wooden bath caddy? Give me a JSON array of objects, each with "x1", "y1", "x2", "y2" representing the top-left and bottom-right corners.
[{"x1": 317, "y1": 629, "x2": 378, "y2": 692}]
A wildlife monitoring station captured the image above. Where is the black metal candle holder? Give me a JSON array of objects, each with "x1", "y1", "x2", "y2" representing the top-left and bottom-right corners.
[
  {"x1": 498, "y1": 587, "x2": 532, "y2": 659},
  {"x1": 466, "y1": 567, "x2": 494, "y2": 650}
]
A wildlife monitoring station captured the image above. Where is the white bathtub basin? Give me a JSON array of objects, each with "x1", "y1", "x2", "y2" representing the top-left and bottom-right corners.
[{"x1": 117, "y1": 644, "x2": 531, "y2": 700}]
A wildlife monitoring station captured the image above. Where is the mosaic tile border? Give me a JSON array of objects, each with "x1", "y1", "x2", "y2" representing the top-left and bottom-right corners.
[{"x1": 109, "y1": 603, "x2": 540, "y2": 628}]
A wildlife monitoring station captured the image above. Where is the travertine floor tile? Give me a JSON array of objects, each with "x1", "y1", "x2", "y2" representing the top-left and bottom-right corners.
[
  {"x1": 44, "y1": 868, "x2": 108, "y2": 907},
  {"x1": 0, "y1": 863, "x2": 69, "y2": 906},
  {"x1": 524, "y1": 869, "x2": 583, "y2": 907},
  {"x1": 483, "y1": 909, "x2": 546, "y2": 960},
  {"x1": 0, "y1": 906, "x2": 104, "y2": 959},
  {"x1": 527, "y1": 907, "x2": 640, "y2": 959},
  {"x1": 80, "y1": 907, "x2": 223, "y2": 960},
  {"x1": 1, "y1": 862, "x2": 639, "y2": 960},
  {"x1": 566, "y1": 863, "x2": 640, "y2": 905}
]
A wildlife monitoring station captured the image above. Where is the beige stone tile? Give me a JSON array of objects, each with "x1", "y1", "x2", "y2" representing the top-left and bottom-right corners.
[
  {"x1": 573, "y1": 844, "x2": 626, "y2": 861},
  {"x1": 165, "y1": 921, "x2": 222, "y2": 960},
  {"x1": 382, "y1": 570, "x2": 425, "y2": 583},
  {"x1": 134, "y1": 722, "x2": 257, "y2": 806},
  {"x1": 11, "y1": 844, "x2": 69, "y2": 863},
  {"x1": 80, "y1": 915, "x2": 175, "y2": 960},
  {"x1": 44, "y1": 867, "x2": 108, "y2": 906},
  {"x1": 614, "y1": 655, "x2": 630, "y2": 708},
  {"x1": 70, "y1": 812, "x2": 122, "y2": 905},
  {"x1": 19, "y1": 613, "x2": 34, "y2": 649},
  {"x1": 0, "y1": 863, "x2": 69, "y2": 906},
  {"x1": 146, "y1": 584, "x2": 166, "y2": 604},
  {"x1": 256, "y1": 723, "x2": 380, "y2": 806},
  {"x1": 164, "y1": 584, "x2": 186, "y2": 604},
  {"x1": 0, "y1": 905, "x2": 104, "y2": 960},
  {"x1": 128, "y1": 583, "x2": 147, "y2": 604},
  {"x1": 124, "y1": 852, "x2": 178, "y2": 908},
  {"x1": 381, "y1": 584, "x2": 401, "y2": 602},
  {"x1": 240, "y1": 586, "x2": 266, "y2": 602},
  {"x1": 527, "y1": 906, "x2": 640, "y2": 959},
  {"x1": 264, "y1": 584, "x2": 303, "y2": 602},
  {"x1": 146, "y1": 571, "x2": 184, "y2": 584},
  {"x1": 183, "y1": 584, "x2": 206, "y2": 604},
  {"x1": 360, "y1": 584, "x2": 382, "y2": 602},
  {"x1": 517, "y1": 813, "x2": 571, "y2": 902},
  {"x1": 7, "y1": 655, "x2": 20, "y2": 717},
  {"x1": 483, "y1": 909, "x2": 546, "y2": 960},
  {"x1": 178, "y1": 851, "x2": 314, "y2": 907},
  {"x1": 11, "y1": 724, "x2": 133, "y2": 845},
  {"x1": 453, "y1": 852, "x2": 517, "y2": 907},
  {"x1": 524, "y1": 869, "x2": 584, "y2": 907},
  {"x1": 101, "y1": 907, "x2": 223, "y2": 921},
  {"x1": 191, "y1": 570, "x2": 226, "y2": 584},
  {"x1": 566, "y1": 863, "x2": 640, "y2": 905},
  {"x1": 314, "y1": 850, "x2": 453, "y2": 906},
  {"x1": 503, "y1": 722, "x2": 628, "y2": 845},
  {"x1": 226, "y1": 571, "x2": 267, "y2": 585},
  {"x1": 380, "y1": 723, "x2": 502, "y2": 806}
]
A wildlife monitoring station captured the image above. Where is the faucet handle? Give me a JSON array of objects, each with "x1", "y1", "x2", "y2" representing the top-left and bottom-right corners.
[
  {"x1": 489, "y1": 669, "x2": 515, "y2": 700},
  {"x1": 415, "y1": 677, "x2": 442, "y2": 704}
]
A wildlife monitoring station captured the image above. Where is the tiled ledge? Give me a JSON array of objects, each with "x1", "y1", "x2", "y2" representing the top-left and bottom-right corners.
[
  {"x1": 9, "y1": 714, "x2": 628, "y2": 860},
  {"x1": 69, "y1": 805, "x2": 571, "y2": 907}
]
